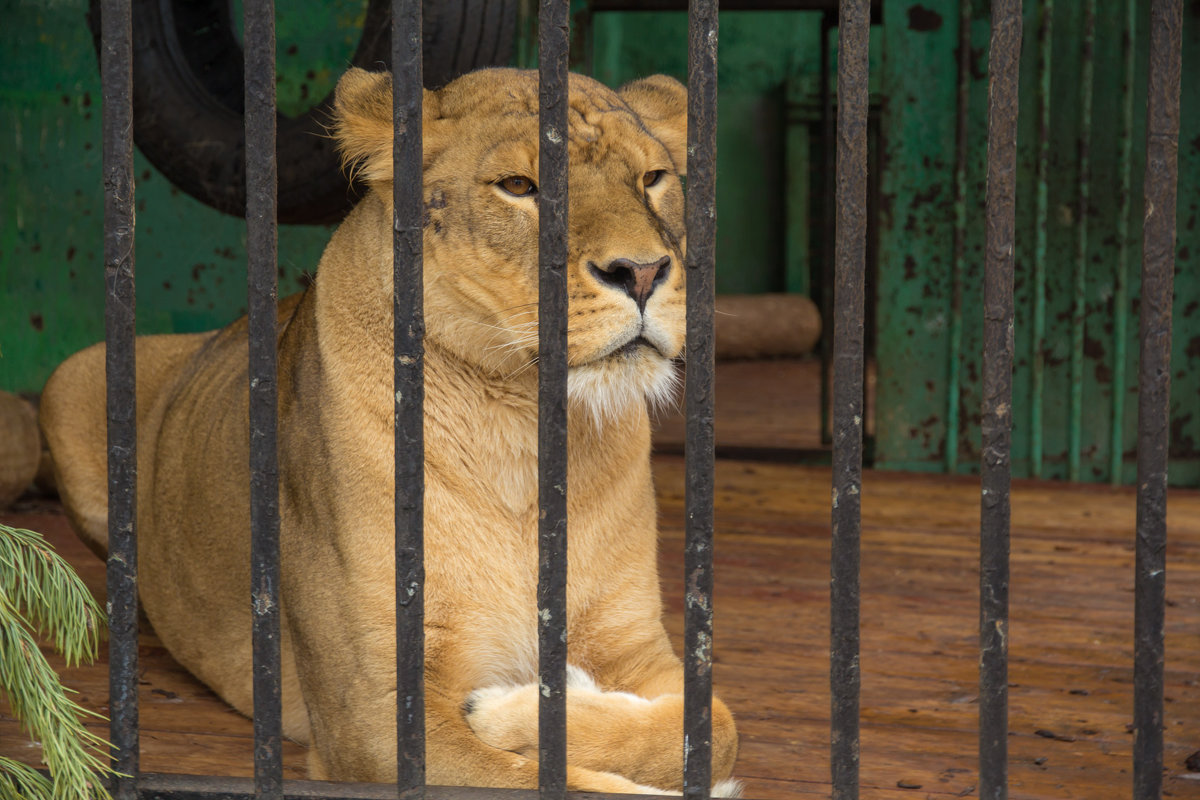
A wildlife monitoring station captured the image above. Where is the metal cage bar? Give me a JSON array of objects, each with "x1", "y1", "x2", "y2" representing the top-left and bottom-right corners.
[
  {"x1": 1133, "y1": 1, "x2": 1182, "y2": 797},
  {"x1": 101, "y1": 0, "x2": 139, "y2": 797},
  {"x1": 392, "y1": 0, "x2": 427, "y2": 796},
  {"x1": 979, "y1": 2, "x2": 1022, "y2": 799},
  {"x1": 536, "y1": 1, "x2": 571, "y2": 797},
  {"x1": 683, "y1": 1, "x2": 718, "y2": 798},
  {"x1": 243, "y1": 1, "x2": 283, "y2": 798},
  {"x1": 830, "y1": 1, "x2": 869, "y2": 799}
]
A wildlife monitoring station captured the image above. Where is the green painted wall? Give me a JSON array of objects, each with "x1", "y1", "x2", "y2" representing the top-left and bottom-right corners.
[
  {"x1": 4, "y1": 0, "x2": 1197, "y2": 485},
  {"x1": 874, "y1": 0, "x2": 1199, "y2": 486},
  {"x1": 0, "y1": 0, "x2": 359, "y2": 395}
]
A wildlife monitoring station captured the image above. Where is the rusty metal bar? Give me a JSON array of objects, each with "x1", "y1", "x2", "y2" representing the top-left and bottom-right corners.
[
  {"x1": 392, "y1": 0, "x2": 426, "y2": 794},
  {"x1": 830, "y1": 2, "x2": 868, "y2": 799},
  {"x1": 537, "y1": 1, "x2": 570, "y2": 797},
  {"x1": 979, "y1": 2, "x2": 1021, "y2": 798},
  {"x1": 684, "y1": 2, "x2": 718, "y2": 798},
  {"x1": 1030, "y1": 0, "x2": 1051, "y2": 480},
  {"x1": 243, "y1": 0, "x2": 282, "y2": 798},
  {"x1": 1110, "y1": 0, "x2": 1137, "y2": 485},
  {"x1": 101, "y1": 0, "x2": 138, "y2": 797},
  {"x1": 1133, "y1": 1, "x2": 1182, "y2": 797},
  {"x1": 1068, "y1": 0, "x2": 1096, "y2": 482},
  {"x1": 946, "y1": 0, "x2": 972, "y2": 474}
]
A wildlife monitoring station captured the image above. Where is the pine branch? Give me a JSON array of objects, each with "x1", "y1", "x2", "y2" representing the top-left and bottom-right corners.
[
  {"x1": 0, "y1": 525, "x2": 103, "y2": 666},
  {"x1": 0, "y1": 524, "x2": 114, "y2": 800}
]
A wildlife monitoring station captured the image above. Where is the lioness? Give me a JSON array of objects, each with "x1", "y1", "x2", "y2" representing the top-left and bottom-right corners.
[{"x1": 40, "y1": 67, "x2": 738, "y2": 794}]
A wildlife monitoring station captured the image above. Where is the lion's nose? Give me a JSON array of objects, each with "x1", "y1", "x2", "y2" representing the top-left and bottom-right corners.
[{"x1": 588, "y1": 255, "x2": 672, "y2": 313}]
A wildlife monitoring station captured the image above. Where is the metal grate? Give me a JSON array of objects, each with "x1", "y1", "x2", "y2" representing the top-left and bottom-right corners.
[{"x1": 94, "y1": 1, "x2": 1185, "y2": 799}]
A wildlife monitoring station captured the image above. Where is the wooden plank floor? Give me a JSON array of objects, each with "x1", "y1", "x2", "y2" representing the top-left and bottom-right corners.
[{"x1": 3, "y1": 461, "x2": 1198, "y2": 799}]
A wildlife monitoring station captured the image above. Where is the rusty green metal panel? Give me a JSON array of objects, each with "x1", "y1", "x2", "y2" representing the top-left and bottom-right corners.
[
  {"x1": 6, "y1": 0, "x2": 1197, "y2": 486},
  {"x1": 875, "y1": 0, "x2": 962, "y2": 472},
  {"x1": 875, "y1": 0, "x2": 1200, "y2": 487},
  {"x1": 0, "y1": 0, "x2": 355, "y2": 395}
]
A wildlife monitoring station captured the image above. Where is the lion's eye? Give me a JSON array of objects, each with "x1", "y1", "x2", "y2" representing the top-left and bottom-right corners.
[
  {"x1": 499, "y1": 176, "x2": 537, "y2": 197},
  {"x1": 642, "y1": 170, "x2": 665, "y2": 188}
]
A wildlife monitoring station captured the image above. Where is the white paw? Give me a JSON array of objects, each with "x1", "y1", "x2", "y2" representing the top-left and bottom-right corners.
[{"x1": 712, "y1": 778, "x2": 744, "y2": 798}]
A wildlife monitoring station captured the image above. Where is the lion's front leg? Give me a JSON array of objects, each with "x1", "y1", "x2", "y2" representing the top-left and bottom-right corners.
[{"x1": 292, "y1": 631, "x2": 680, "y2": 795}]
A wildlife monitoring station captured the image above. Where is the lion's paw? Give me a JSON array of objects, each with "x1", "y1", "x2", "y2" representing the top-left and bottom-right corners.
[
  {"x1": 464, "y1": 665, "x2": 601, "y2": 755},
  {"x1": 464, "y1": 681, "x2": 539, "y2": 755}
]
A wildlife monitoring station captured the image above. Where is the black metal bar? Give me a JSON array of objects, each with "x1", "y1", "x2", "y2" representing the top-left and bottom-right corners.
[
  {"x1": 393, "y1": 0, "x2": 426, "y2": 795},
  {"x1": 979, "y1": 2, "x2": 1021, "y2": 799},
  {"x1": 1133, "y1": 1, "x2": 1182, "y2": 798},
  {"x1": 243, "y1": 1, "x2": 282, "y2": 798},
  {"x1": 537, "y1": 1, "x2": 570, "y2": 797},
  {"x1": 134, "y1": 773, "x2": 670, "y2": 800},
  {"x1": 683, "y1": 2, "x2": 717, "y2": 799},
  {"x1": 101, "y1": 0, "x2": 138, "y2": 797},
  {"x1": 830, "y1": 2, "x2": 867, "y2": 799}
]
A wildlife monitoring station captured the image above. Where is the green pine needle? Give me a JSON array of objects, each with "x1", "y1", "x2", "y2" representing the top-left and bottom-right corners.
[
  {"x1": 0, "y1": 524, "x2": 115, "y2": 800},
  {"x1": 0, "y1": 756, "x2": 55, "y2": 800},
  {"x1": 0, "y1": 524, "x2": 103, "y2": 666}
]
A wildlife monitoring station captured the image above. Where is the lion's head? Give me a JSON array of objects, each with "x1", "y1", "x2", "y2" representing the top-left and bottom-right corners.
[{"x1": 333, "y1": 67, "x2": 688, "y2": 424}]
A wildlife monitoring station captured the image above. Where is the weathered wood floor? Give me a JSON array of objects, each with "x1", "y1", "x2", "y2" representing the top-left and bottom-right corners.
[{"x1": 2, "y1": 357, "x2": 1198, "y2": 798}]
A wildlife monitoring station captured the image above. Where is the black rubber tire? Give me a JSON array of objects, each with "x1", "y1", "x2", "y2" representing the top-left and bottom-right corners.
[{"x1": 87, "y1": 0, "x2": 517, "y2": 225}]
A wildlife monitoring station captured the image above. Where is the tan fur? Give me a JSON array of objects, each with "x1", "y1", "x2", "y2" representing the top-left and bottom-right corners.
[{"x1": 40, "y1": 67, "x2": 737, "y2": 794}]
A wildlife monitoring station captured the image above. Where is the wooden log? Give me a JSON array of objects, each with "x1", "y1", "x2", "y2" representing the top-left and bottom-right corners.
[
  {"x1": 0, "y1": 390, "x2": 39, "y2": 508},
  {"x1": 714, "y1": 294, "x2": 821, "y2": 360}
]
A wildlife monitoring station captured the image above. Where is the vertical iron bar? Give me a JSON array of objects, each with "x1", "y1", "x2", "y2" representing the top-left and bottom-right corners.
[
  {"x1": 243, "y1": 1, "x2": 281, "y2": 798},
  {"x1": 102, "y1": 0, "x2": 138, "y2": 796},
  {"x1": 684, "y1": 2, "x2": 718, "y2": 798},
  {"x1": 1030, "y1": 0, "x2": 1051, "y2": 480},
  {"x1": 946, "y1": 0, "x2": 973, "y2": 474},
  {"x1": 979, "y1": 3, "x2": 1021, "y2": 799},
  {"x1": 537, "y1": 1, "x2": 569, "y2": 797},
  {"x1": 393, "y1": 0, "x2": 426, "y2": 794},
  {"x1": 1110, "y1": 0, "x2": 1137, "y2": 485},
  {"x1": 1133, "y1": 0, "x2": 1182, "y2": 797},
  {"x1": 830, "y1": 2, "x2": 868, "y2": 799},
  {"x1": 1068, "y1": 0, "x2": 1096, "y2": 482}
]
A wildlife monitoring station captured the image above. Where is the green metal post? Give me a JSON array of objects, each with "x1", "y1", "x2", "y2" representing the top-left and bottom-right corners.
[
  {"x1": 1069, "y1": 0, "x2": 1096, "y2": 482},
  {"x1": 946, "y1": 0, "x2": 972, "y2": 475},
  {"x1": 1030, "y1": 0, "x2": 1053, "y2": 479},
  {"x1": 1110, "y1": 0, "x2": 1137, "y2": 485}
]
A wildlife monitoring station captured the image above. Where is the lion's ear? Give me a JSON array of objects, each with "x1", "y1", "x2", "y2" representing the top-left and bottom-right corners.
[
  {"x1": 333, "y1": 67, "x2": 443, "y2": 184},
  {"x1": 618, "y1": 74, "x2": 688, "y2": 176}
]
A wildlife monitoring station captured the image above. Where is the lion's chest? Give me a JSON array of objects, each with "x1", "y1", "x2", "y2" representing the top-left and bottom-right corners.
[{"x1": 422, "y1": 498, "x2": 619, "y2": 692}]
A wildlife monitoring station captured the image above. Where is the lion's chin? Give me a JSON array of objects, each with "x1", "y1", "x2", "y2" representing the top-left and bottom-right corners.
[{"x1": 567, "y1": 353, "x2": 679, "y2": 428}]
